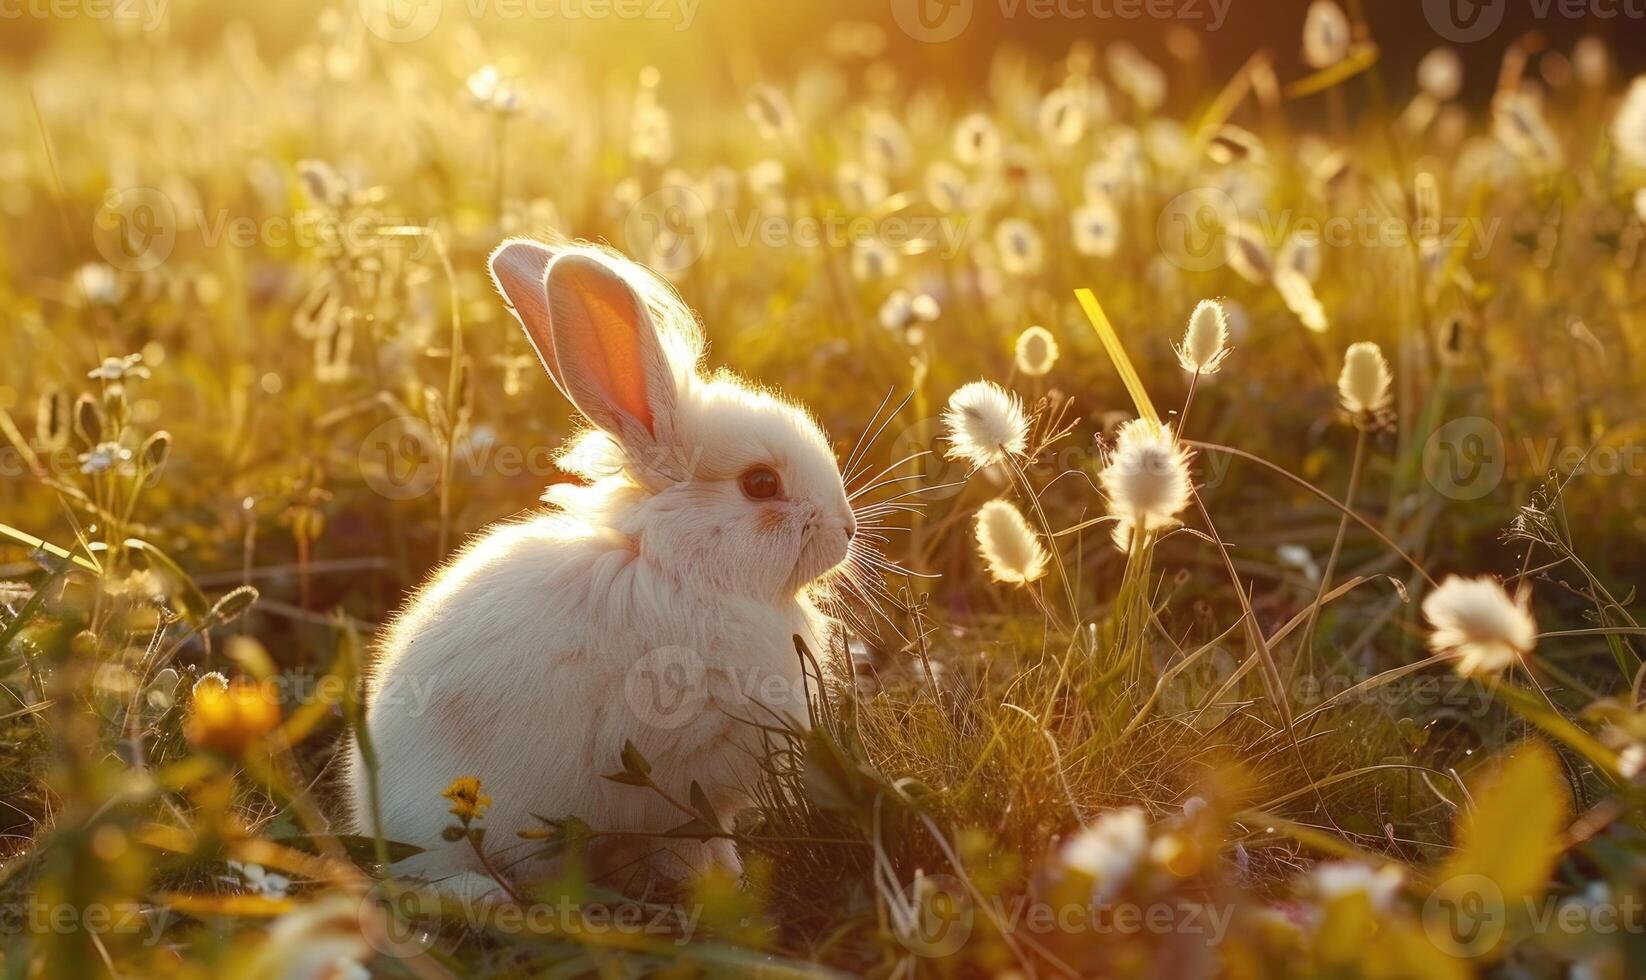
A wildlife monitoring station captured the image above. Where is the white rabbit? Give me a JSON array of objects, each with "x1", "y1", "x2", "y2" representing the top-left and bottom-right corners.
[{"x1": 343, "y1": 239, "x2": 858, "y2": 902}]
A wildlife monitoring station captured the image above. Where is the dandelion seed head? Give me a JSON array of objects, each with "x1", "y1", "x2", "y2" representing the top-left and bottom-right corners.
[
  {"x1": 1100, "y1": 418, "x2": 1192, "y2": 532},
  {"x1": 1422, "y1": 575, "x2": 1537, "y2": 677},
  {"x1": 1337, "y1": 341, "x2": 1393, "y2": 416},
  {"x1": 1071, "y1": 197, "x2": 1120, "y2": 257},
  {"x1": 942, "y1": 380, "x2": 1028, "y2": 471},
  {"x1": 995, "y1": 218, "x2": 1045, "y2": 276},
  {"x1": 1176, "y1": 300, "x2": 1231, "y2": 374},
  {"x1": 974, "y1": 499, "x2": 1048, "y2": 585},
  {"x1": 1014, "y1": 326, "x2": 1059, "y2": 377}
]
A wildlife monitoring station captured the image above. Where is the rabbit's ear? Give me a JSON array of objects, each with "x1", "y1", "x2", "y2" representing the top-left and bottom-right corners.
[
  {"x1": 488, "y1": 238, "x2": 569, "y2": 399},
  {"x1": 545, "y1": 254, "x2": 675, "y2": 444}
]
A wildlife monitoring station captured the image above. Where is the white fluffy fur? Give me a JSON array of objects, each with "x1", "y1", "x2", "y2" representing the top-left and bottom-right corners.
[{"x1": 343, "y1": 241, "x2": 853, "y2": 900}]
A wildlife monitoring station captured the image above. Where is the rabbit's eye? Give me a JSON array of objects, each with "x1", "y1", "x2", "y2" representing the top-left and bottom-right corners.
[{"x1": 739, "y1": 465, "x2": 782, "y2": 500}]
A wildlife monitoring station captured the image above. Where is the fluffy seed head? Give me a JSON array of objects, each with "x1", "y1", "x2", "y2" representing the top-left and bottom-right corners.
[
  {"x1": 1422, "y1": 575, "x2": 1537, "y2": 677},
  {"x1": 943, "y1": 380, "x2": 1029, "y2": 471},
  {"x1": 1337, "y1": 341, "x2": 1393, "y2": 416},
  {"x1": 1612, "y1": 76, "x2": 1646, "y2": 171},
  {"x1": 1303, "y1": 1, "x2": 1351, "y2": 70},
  {"x1": 1100, "y1": 418, "x2": 1192, "y2": 535},
  {"x1": 1062, "y1": 806, "x2": 1149, "y2": 898},
  {"x1": 974, "y1": 500, "x2": 1049, "y2": 585},
  {"x1": 1015, "y1": 326, "x2": 1059, "y2": 377},
  {"x1": 1176, "y1": 300, "x2": 1231, "y2": 374}
]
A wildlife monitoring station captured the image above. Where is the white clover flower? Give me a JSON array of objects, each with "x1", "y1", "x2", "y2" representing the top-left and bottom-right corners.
[
  {"x1": 1175, "y1": 300, "x2": 1231, "y2": 375},
  {"x1": 1100, "y1": 419, "x2": 1192, "y2": 540},
  {"x1": 1014, "y1": 326, "x2": 1059, "y2": 377},
  {"x1": 1422, "y1": 575, "x2": 1537, "y2": 677},
  {"x1": 942, "y1": 380, "x2": 1029, "y2": 471},
  {"x1": 974, "y1": 500, "x2": 1049, "y2": 585},
  {"x1": 1071, "y1": 197, "x2": 1121, "y2": 258},
  {"x1": 1063, "y1": 806, "x2": 1149, "y2": 897},
  {"x1": 1337, "y1": 341, "x2": 1392, "y2": 416}
]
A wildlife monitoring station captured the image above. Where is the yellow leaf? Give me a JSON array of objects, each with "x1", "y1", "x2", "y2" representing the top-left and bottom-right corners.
[{"x1": 1074, "y1": 288, "x2": 1159, "y2": 425}]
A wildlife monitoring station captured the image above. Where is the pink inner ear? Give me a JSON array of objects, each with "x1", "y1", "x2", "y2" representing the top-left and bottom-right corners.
[{"x1": 549, "y1": 258, "x2": 656, "y2": 436}]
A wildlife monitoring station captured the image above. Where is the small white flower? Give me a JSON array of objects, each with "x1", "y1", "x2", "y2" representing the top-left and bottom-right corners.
[
  {"x1": 942, "y1": 381, "x2": 1029, "y2": 471},
  {"x1": 1038, "y1": 86, "x2": 1088, "y2": 146},
  {"x1": 1422, "y1": 575, "x2": 1537, "y2": 677},
  {"x1": 1611, "y1": 76, "x2": 1646, "y2": 171},
  {"x1": 78, "y1": 442, "x2": 134, "y2": 475},
  {"x1": 1071, "y1": 197, "x2": 1121, "y2": 258},
  {"x1": 974, "y1": 500, "x2": 1049, "y2": 585},
  {"x1": 879, "y1": 290, "x2": 940, "y2": 340},
  {"x1": 226, "y1": 861, "x2": 292, "y2": 897},
  {"x1": 1014, "y1": 326, "x2": 1059, "y2": 377},
  {"x1": 1619, "y1": 744, "x2": 1646, "y2": 780},
  {"x1": 1337, "y1": 341, "x2": 1393, "y2": 416},
  {"x1": 953, "y1": 113, "x2": 1002, "y2": 167},
  {"x1": 925, "y1": 160, "x2": 972, "y2": 213},
  {"x1": 1175, "y1": 300, "x2": 1232, "y2": 375},
  {"x1": 995, "y1": 219, "x2": 1045, "y2": 276},
  {"x1": 74, "y1": 264, "x2": 120, "y2": 306},
  {"x1": 1302, "y1": 1, "x2": 1351, "y2": 70},
  {"x1": 1063, "y1": 807, "x2": 1149, "y2": 897},
  {"x1": 88, "y1": 353, "x2": 148, "y2": 381},
  {"x1": 1417, "y1": 48, "x2": 1464, "y2": 102},
  {"x1": 1310, "y1": 862, "x2": 1404, "y2": 911}
]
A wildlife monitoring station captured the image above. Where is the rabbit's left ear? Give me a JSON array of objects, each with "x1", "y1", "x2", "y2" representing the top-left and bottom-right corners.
[
  {"x1": 545, "y1": 254, "x2": 678, "y2": 451},
  {"x1": 488, "y1": 238, "x2": 570, "y2": 401}
]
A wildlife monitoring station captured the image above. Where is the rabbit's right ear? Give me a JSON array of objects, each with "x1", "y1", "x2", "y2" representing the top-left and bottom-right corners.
[{"x1": 488, "y1": 238, "x2": 570, "y2": 400}]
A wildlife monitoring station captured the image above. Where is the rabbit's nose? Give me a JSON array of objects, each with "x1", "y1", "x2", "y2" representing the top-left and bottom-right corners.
[{"x1": 844, "y1": 517, "x2": 858, "y2": 541}]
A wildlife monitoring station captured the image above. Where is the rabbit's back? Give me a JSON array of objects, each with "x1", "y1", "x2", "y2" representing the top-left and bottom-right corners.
[{"x1": 344, "y1": 512, "x2": 814, "y2": 886}]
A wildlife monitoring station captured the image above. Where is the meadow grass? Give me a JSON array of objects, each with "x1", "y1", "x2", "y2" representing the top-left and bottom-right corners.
[{"x1": 3, "y1": 6, "x2": 1646, "y2": 978}]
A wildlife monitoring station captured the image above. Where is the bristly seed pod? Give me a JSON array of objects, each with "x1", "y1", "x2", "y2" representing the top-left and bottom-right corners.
[
  {"x1": 74, "y1": 393, "x2": 103, "y2": 445},
  {"x1": 36, "y1": 389, "x2": 71, "y2": 451}
]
